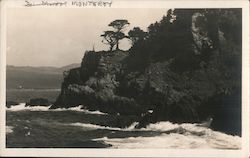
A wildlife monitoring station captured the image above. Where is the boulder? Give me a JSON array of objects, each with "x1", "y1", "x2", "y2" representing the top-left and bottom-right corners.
[
  {"x1": 26, "y1": 98, "x2": 51, "y2": 106},
  {"x1": 6, "y1": 101, "x2": 19, "y2": 108}
]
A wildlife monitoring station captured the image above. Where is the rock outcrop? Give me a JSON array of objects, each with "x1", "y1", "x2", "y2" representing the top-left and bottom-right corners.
[
  {"x1": 6, "y1": 101, "x2": 19, "y2": 108},
  {"x1": 52, "y1": 50, "x2": 143, "y2": 115},
  {"x1": 52, "y1": 9, "x2": 242, "y2": 135},
  {"x1": 26, "y1": 98, "x2": 51, "y2": 106}
]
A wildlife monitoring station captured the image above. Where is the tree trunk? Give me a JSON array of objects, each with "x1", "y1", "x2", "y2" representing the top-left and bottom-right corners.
[
  {"x1": 110, "y1": 44, "x2": 114, "y2": 51},
  {"x1": 116, "y1": 41, "x2": 119, "y2": 50}
]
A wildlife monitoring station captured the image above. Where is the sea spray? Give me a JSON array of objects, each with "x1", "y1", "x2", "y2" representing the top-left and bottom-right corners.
[
  {"x1": 69, "y1": 122, "x2": 139, "y2": 131},
  {"x1": 6, "y1": 103, "x2": 108, "y2": 115},
  {"x1": 92, "y1": 121, "x2": 241, "y2": 149},
  {"x1": 6, "y1": 104, "x2": 241, "y2": 149},
  {"x1": 6, "y1": 126, "x2": 14, "y2": 134},
  {"x1": 6, "y1": 103, "x2": 52, "y2": 111}
]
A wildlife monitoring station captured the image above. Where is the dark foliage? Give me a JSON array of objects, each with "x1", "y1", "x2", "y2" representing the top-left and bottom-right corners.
[
  {"x1": 53, "y1": 9, "x2": 242, "y2": 135},
  {"x1": 128, "y1": 27, "x2": 147, "y2": 45},
  {"x1": 101, "y1": 20, "x2": 130, "y2": 51}
]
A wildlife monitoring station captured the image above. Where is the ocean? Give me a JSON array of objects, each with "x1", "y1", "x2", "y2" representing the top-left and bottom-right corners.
[{"x1": 6, "y1": 103, "x2": 241, "y2": 149}]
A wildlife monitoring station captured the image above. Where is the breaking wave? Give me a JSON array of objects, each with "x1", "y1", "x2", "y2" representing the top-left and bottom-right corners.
[
  {"x1": 69, "y1": 122, "x2": 139, "y2": 131},
  {"x1": 6, "y1": 103, "x2": 51, "y2": 111},
  {"x1": 90, "y1": 121, "x2": 241, "y2": 149},
  {"x1": 6, "y1": 103, "x2": 108, "y2": 115},
  {"x1": 6, "y1": 104, "x2": 241, "y2": 149},
  {"x1": 52, "y1": 105, "x2": 108, "y2": 115},
  {"x1": 6, "y1": 126, "x2": 14, "y2": 134}
]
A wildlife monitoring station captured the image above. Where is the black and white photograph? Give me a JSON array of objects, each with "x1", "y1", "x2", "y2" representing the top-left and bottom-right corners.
[{"x1": 0, "y1": 0, "x2": 249, "y2": 157}]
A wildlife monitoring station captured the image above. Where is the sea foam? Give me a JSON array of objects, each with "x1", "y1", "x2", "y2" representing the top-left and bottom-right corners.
[
  {"x1": 6, "y1": 126, "x2": 14, "y2": 134},
  {"x1": 69, "y1": 121, "x2": 139, "y2": 131},
  {"x1": 6, "y1": 104, "x2": 241, "y2": 149},
  {"x1": 6, "y1": 103, "x2": 107, "y2": 115},
  {"x1": 52, "y1": 105, "x2": 107, "y2": 115},
  {"x1": 92, "y1": 121, "x2": 241, "y2": 149},
  {"x1": 6, "y1": 103, "x2": 51, "y2": 111}
]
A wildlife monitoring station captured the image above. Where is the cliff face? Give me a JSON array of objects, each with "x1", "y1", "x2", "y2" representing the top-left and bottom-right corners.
[
  {"x1": 53, "y1": 51, "x2": 142, "y2": 115},
  {"x1": 52, "y1": 9, "x2": 242, "y2": 135}
]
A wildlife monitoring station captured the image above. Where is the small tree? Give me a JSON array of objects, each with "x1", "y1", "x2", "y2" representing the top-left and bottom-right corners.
[
  {"x1": 128, "y1": 27, "x2": 147, "y2": 45},
  {"x1": 101, "y1": 31, "x2": 117, "y2": 51},
  {"x1": 109, "y1": 19, "x2": 130, "y2": 32},
  {"x1": 101, "y1": 19, "x2": 130, "y2": 51}
]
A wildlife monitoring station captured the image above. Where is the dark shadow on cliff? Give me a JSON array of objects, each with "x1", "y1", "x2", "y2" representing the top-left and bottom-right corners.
[{"x1": 51, "y1": 9, "x2": 242, "y2": 136}]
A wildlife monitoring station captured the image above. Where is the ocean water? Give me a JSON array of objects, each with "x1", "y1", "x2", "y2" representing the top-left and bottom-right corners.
[{"x1": 6, "y1": 104, "x2": 241, "y2": 149}]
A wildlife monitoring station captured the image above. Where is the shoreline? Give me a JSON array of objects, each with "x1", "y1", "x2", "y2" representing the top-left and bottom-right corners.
[{"x1": 6, "y1": 88, "x2": 61, "y2": 92}]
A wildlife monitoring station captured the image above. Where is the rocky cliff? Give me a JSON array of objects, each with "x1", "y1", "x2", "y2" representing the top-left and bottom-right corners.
[
  {"x1": 52, "y1": 9, "x2": 242, "y2": 135},
  {"x1": 53, "y1": 50, "x2": 142, "y2": 115}
]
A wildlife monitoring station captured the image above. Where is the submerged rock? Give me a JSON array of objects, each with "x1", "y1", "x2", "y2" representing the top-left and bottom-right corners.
[
  {"x1": 26, "y1": 98, "x2": 51, "y2": 106},
  {"x1": 6, "y1": 101, "x2": 19, "y2": 108}
]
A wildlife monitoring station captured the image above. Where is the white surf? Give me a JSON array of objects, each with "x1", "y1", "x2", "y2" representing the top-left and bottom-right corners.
[
  {"x1": 6, "y1": 103, "x2": 51, "y2": 111},
  {"x1": 6, "y1": 126, "x2": 14, "y2": 134},
  {"x1": 93, "y1": 121, "x2": 241, "y2": 149},
  {"x1": 69, "y1": 122, "x2": 139, "y2": 131},
  {"x1": 6, "y1": 103, "x2": 107, "y2": 115},
  {"x1": 6, "y1": 104, "x2": 241, "y2": 149}
]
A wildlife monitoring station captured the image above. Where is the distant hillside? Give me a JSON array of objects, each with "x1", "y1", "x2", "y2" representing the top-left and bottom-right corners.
[
  {"x1": 6, "y1": 63, "x2": 80, "y2": 89},
  {"x1": 58, "y1": 63, "x2": 81, "y2": 72}
]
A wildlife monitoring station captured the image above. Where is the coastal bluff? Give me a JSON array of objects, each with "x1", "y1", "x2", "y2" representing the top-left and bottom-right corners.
[{"x1": 51, "y1": 9, "x2": 241, "y2": 135}]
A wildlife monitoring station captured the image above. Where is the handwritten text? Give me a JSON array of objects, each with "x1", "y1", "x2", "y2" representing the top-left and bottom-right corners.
[{"x1": 24, "y1": 0, "x2": 112, "y2": 7}]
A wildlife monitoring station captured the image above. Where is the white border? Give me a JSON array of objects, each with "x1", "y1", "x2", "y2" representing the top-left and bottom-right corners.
[
  {"x1": 0, "y1": 0, "x2": 7, "y2": 156},
  {"x1": 0, "y1": 0, "x2": 249, "y2": 157}
]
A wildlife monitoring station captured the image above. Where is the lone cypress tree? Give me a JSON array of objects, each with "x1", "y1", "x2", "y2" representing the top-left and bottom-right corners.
[{"x1": 101, "y1": 19, "x2": 130, "y2": 51}]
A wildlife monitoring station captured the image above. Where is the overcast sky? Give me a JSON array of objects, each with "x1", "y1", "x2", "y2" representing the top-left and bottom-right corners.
[{"x1": 7, "y1": 8, "x2": 167, "y2": 67}]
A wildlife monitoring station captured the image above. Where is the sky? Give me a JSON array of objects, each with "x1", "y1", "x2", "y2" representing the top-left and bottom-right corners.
[{"x1": 7, "y1": 8, "x2": 167, "y2": 67}]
